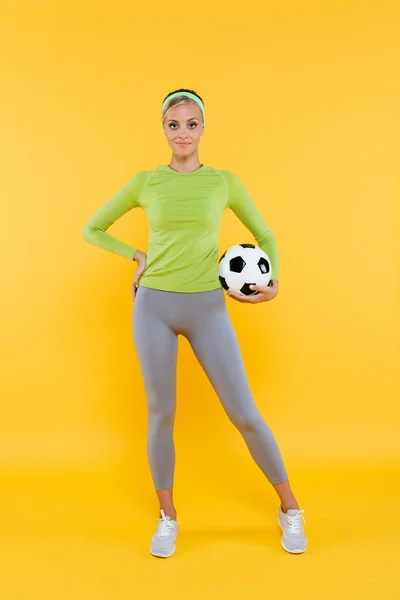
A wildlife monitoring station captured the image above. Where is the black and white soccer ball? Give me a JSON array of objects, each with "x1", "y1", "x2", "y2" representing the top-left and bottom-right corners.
[{"x1": 218, "y1": 244, "x2": 272, "y2": 295}]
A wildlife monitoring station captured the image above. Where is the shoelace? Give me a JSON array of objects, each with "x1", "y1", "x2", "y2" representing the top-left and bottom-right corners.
[
  {"x1": 287, "y1": 510, "x2": 306, "y2": 535},
  {"x1": 156, "y1": 509, "x2": 175, "y2": 537}
]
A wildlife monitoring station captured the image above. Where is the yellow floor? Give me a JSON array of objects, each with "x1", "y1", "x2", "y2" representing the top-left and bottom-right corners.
[{"x1": 1, "y1": 464, "x2": 397, "y2": 599}]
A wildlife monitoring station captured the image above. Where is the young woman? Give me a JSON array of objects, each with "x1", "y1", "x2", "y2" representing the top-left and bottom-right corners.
[{"x1": 82, "y1": 88, "x2": 307, "y2": 558}]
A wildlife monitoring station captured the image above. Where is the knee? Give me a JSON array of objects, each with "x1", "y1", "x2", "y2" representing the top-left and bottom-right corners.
[
  {"x1": 229, "y1": 410, "x2": 265, "y2": 434},
  {"x1": 148, "y1": 404, "x2": 175, "y2": 430}
]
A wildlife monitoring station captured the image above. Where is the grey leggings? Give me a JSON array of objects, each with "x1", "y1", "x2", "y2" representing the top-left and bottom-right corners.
[{"x1": 132, "y1": 286, "x2": 288, "y2": 490}]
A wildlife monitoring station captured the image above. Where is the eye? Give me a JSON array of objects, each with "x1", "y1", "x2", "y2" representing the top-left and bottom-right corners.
[{"x1": 168, "y1": 122, "x2": 198, "y2": 129}]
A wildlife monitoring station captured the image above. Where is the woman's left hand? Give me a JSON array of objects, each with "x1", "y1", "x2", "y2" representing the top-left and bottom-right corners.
[{"x1": 227, "y1": 280, "x2": 279, "y2": 304}]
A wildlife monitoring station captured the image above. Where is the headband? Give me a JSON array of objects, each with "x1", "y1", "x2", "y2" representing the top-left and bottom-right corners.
[{"x1": 162, "y1": 92, "x2": 205, "y2": 129}]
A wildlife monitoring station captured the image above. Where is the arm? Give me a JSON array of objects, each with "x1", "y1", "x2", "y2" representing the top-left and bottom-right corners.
[
  {"x1": 82, "y1": 171, "x2": 145, "y2": 260},
  {"x1": 225, "y1": 170, "x2": 279, "y2": 281}
]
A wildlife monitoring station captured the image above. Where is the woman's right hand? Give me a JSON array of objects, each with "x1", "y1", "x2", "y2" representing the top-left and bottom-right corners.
[{"x1": 132, "y1": 250, "x2": 147, "y2": 300}]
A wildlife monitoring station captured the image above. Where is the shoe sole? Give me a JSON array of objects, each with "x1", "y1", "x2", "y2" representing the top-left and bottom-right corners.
[
  {"x1": 149, "y1": 544, "x2": 176, "y2": 558},
  {"x1": 277, "y1": 516, "x2": 307, "y2": 554}
]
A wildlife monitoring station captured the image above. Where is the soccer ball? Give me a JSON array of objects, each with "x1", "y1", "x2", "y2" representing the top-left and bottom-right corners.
[{"x1": 218, "y1": 244, "x2": 272, "y2": 295}]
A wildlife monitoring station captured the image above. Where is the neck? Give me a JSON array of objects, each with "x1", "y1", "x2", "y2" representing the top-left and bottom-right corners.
[{"x1": 168, "y1": 155, "x2": 203, "y2": 173}]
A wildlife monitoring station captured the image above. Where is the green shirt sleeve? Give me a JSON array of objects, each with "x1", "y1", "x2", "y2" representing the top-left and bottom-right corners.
[
  {"x1": 225, "y1": 171, "x2": 279, "y2": 280},
  {"x1": 82, "y1": 171, "x2": 145, "y2": 260}
]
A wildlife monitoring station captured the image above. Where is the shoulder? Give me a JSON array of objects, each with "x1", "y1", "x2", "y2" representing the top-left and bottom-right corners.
[
  {"x1": 127, "y1": 169, "x2": 158, "y2": 190},
  {"x1": 128, "y1": 169, "x2": 154, "y2": 183},
  {"x1": 212, "y1": 169, "x2": 245, "y2": 193},
  {"x1": 209, "y1": 168, "x2": 240, "y2": 187},
  {"x1": 212, "y1": 168, "x2": 235, "y2": 179}
]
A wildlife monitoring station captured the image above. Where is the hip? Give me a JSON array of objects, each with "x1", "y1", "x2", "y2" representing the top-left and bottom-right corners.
[{"x1": 133, "y1": 285, "x2": 228, "y2": 334}]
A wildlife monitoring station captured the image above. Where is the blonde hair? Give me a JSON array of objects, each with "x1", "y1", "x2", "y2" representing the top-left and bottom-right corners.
[{"x1": 162, "y1": 89, "x2": 205, "y2": 128}]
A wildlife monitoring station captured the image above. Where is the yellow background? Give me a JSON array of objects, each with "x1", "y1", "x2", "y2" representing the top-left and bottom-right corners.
[{"x1": 1, "y1": 0, "x2": 399, "y2": 597}]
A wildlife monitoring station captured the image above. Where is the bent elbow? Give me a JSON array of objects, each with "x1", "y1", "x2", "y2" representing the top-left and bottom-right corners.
[
  {"x1": 82, "y1": 224, "x2": 96, "y2": 242},
  {"x1": 257, "y1": 228, "x2": 275, "y2": 246}
]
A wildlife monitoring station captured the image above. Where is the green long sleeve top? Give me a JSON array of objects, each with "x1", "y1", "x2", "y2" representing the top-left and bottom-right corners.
[{"x1": 82, "y1": 164, "x2": 279, "y2": 293}]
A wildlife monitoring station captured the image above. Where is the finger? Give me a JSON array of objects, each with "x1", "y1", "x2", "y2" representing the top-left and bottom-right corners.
[
  {"x1": 134, "y1": 269, "x2": 144, "y2": 281},
  {"x1": 227, "y1": 291, "x2": 240, "y2": 301},
  {"x1": 228, "y1": 289, "x2": 246, "y2": 298},
  {"x1": 132, "y1": 283, "x2": 139, "y2": 299},
  {"x1": 235, "y1": 290, "x2": 262, "y2": 303},
  {"x1": 228, "y1": 292, "x2": 249, "y2": 303}
]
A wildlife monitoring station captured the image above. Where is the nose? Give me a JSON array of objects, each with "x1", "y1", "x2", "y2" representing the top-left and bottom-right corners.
[{"x1": 176, "y1": 125, "x2": 191, "y2": 140}]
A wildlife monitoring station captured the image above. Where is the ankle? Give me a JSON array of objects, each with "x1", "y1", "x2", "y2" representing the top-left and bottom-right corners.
[
  {"x1": 160, "y1": 509, "x2": 177, "y2": 521},
  {"x1": 281, "y1": 503, "x2": 299, "y2": 514}
]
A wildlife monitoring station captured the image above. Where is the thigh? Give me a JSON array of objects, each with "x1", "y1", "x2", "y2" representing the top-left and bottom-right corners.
[
  {"x1": 187, "y1": 303, "x2": 260, "y2": 422},
  {"x1": 133, "y1": 287, "x2": 178, "y2": 405}
]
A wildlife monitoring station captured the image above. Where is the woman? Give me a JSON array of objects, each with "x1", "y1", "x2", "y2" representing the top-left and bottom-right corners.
[{"x1": 82, "y1": 88, "x2": 307, "y2": 558}]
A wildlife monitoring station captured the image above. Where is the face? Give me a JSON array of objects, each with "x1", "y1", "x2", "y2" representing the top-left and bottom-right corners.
[{"x1": 163, "y1": 101, "x2": 204, "y2": 156}]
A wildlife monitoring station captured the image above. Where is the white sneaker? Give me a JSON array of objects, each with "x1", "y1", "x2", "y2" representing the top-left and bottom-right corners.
[
  {"x1": 278, "y1": 506, "x2": 307, "y2": 553},
  {"x1": 150, "y1": 509, "x2": 179, "y2": 558}
]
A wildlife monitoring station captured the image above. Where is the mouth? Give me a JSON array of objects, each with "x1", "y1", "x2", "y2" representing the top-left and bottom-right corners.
[{"x1": 176, "y1": 142, "x2": 190, "y2": 146}]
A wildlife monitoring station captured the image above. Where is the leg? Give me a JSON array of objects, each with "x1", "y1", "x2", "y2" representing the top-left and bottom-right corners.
[
  {"x1": 273, "y1": 481, "x2": 299, "y2": 513},
  {"x1": 186, "y1": 294, "x2": 290, "y2": 487},
  {"x1": 187, "y1": 298, "x2": 306, "y2": 548},
  {"x1": 155, "y1": 488, "x2": 177, "y2": 521},
  {"x1": 133, "y1": 288, "x2": 178, "y2": 518}
]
